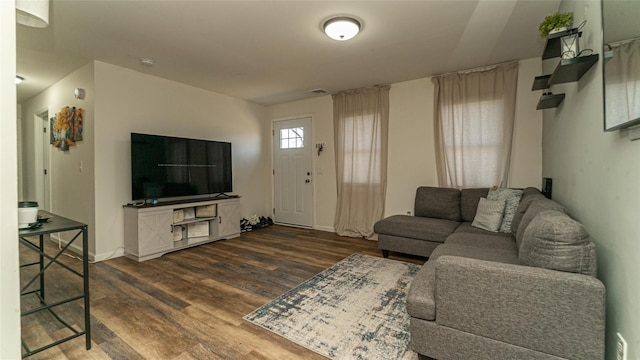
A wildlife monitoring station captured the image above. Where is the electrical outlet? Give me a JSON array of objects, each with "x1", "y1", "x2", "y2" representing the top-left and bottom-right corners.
[{"x1": 617, "y1": 332, "x2": 627, "y2": 360}]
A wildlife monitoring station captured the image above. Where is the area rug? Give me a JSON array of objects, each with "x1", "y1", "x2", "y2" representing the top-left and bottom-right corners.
[{"x1": 244, "y1": 253, "x2": 420, "y2": 360}]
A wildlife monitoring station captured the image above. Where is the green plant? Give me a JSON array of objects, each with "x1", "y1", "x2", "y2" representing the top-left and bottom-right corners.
[{"x1": 538, "y1": 12, "x2": 573, "y2": 38}]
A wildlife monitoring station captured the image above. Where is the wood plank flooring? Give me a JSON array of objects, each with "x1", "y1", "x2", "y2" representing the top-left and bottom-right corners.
[{"x1": 19, "y1": 225, "x2": 425, "y2": 360}]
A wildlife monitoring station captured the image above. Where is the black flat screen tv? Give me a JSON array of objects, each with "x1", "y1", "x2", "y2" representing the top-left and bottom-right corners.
[{"x1": 130, "y1": 133, "x2": 232, "y2": 201}]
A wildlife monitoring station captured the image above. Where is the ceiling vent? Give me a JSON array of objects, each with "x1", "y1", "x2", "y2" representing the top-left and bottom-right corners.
[{"x1": 309, "y1": 88, "x2": 329, "y2": 95}]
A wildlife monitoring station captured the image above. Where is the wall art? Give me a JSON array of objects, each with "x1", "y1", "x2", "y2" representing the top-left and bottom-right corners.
[{"x1": 51, "y1": 106, "x2": 83, "y2": 150}]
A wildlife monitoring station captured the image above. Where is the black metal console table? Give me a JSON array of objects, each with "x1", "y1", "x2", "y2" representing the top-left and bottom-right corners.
[{"x1": 19, "y1": 212, "x2": 91, "y2": 358}]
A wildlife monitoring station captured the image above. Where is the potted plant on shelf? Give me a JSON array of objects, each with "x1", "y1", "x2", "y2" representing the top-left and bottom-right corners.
[{"x1": 538, "y1": 12, "x2": 573, "y2": 38}]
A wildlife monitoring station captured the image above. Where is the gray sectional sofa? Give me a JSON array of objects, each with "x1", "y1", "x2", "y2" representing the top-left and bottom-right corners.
[{"x1": 373, "y1": 186, "x2": 606, "y2": 360}]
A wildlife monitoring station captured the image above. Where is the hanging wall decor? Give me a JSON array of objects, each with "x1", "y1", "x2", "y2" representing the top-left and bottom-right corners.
[{"x1": 51, "y1": 106, "x2": 83, "y2": 150}]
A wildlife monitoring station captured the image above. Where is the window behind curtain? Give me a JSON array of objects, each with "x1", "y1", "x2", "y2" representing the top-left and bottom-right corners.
[
  {"x1": 433, "y1": 62, "x2": 519, "y2": 188},
  {"x1": 333, "y1": 85, "x2": 390, "y2": 239}
]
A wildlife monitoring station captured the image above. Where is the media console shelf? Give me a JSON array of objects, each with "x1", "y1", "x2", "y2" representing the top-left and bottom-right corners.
[{"x1": 123, "y1": 197, "x2": 240, "y2": 262}]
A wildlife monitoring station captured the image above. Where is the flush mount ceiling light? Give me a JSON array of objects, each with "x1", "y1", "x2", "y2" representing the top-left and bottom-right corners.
[
  {"x1": 16, "y1": 0, "x2": 49, "y2": 28},
  {"x1": 323, "y1": 16, "x2": 361, "y2": 41},
  {"x1": 16, "y1": 76, "x2": 24, "y2": 84}
]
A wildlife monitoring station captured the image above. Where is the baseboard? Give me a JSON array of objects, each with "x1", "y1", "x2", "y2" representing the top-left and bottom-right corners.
[
  {"x1": 48, "y1": 234, "x2": 124, "y2": 263},
  {"x1": 313, "y1": 225, "x2": 335, "y2": 233},
  {"x1": 92, "y1": 248, "x2": 125, "y2": 262}
]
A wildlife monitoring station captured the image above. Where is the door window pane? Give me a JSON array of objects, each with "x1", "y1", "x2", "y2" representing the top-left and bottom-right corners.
[{"x1": 280, "y1": 127, "x2": 304, "y2": 149}]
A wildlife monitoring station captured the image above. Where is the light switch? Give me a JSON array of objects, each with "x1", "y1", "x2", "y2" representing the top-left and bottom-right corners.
[{"x1": 79, "y1": 160, "x2": 84, "y2": 172}]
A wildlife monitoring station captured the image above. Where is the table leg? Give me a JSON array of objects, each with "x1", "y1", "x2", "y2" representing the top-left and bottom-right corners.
[
  {"x1": 39, "y1": 235, "x2": 45, "y2": 303},
  {"x1": 82, "y1": 227, "x2": 91, "y2": 350}
]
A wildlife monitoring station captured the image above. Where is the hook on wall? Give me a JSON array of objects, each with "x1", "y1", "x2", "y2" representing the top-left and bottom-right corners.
[{"x1": 315, "y1": 142, "x2": 325, "y2": 156}]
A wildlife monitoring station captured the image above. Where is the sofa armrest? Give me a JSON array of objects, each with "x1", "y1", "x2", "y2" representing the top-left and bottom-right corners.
[{"x1": 435, "y1": 256, "x2": 605, "y2": 360}]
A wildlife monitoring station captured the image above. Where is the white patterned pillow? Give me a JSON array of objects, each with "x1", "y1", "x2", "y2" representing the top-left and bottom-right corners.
[
  {"x1": 471, "y1": 198, "x2": 506, "y2": 232},
  {"x1": 488, "y1": 188, "x2": 523, "y2": 233}
]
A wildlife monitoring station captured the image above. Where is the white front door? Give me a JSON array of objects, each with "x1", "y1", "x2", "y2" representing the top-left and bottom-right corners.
[{"x1": 273, "y1": 117, "x2": 313, "y2": 227}]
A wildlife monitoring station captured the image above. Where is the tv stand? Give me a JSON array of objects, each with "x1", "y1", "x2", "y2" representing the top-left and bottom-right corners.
[{"x1": 123, "y1": 197, "x2": 240, "y2": 261}]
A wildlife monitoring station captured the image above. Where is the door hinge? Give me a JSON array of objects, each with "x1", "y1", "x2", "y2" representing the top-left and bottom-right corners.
[
  {"x1": 272, "y1": 130, "x2": 274, "y2": 136},
  {"x1": 273, "y1": 208, "x2": 275, "y2": 214},
  {"x1": 43, "y1": 127, "x2": 47, "y2": 133},
  {"x1": 272, "y1": 169, "x2": 275, "y2": 175},
  {"x1": 44, "y1": 169, "x2": 47, "y2": 175}
]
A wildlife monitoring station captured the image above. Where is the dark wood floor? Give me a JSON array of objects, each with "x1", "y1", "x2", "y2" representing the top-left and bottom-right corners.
[{"x1": 19, "y1": 225, "x2": 425, "y2": 360}]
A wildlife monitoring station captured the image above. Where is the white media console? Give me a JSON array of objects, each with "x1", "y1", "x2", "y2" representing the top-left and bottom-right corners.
[{"x1": 123, "y1": 197, "x2": 240, "y2": 262}]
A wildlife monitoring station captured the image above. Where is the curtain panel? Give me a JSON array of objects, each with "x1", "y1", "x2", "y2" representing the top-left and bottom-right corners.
[
  {"x1": 432, "y1": 62, "x2": 518, "y2": 188},
  {"x1": 333, "y1": 85, "x2": 390, "y2": 239},
  {"x1": 605, "y1": 39, "x2": 640, "y2": 128}
]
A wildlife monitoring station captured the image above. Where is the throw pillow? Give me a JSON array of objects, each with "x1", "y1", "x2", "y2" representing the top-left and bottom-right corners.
[
  {"x1": 487, "y1": 188, "x2": 523, "y2": 233},
  {"x1": 471, "y1": 198, "x2": 506, "y2": 232}
]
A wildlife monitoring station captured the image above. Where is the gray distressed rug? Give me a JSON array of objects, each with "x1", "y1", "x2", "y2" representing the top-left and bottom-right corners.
[{"x1": 244, "y1": 253, "x2": 420, "y2": 360}]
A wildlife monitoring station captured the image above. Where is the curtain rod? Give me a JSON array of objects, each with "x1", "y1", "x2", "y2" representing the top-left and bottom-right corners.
[
  {"x1": 607, "y1": 36, "x2": 640, "y2": 48},
  {"x1": 432, "y1": 60, "x2": 518, "y2": 78},
  {"x1": 333, "y1": 84, "x2": 390, "y2": 95}
]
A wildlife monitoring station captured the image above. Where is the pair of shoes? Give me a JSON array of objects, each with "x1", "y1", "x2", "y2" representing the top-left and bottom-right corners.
[{"x1": 240, "y1": 218, "x2": 253, "y2": 232}]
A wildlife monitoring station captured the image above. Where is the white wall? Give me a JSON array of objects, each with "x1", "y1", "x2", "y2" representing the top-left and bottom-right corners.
[
  {"x1": 93, "y1": 61, "x2": 269, "y2": 260},
  {"x1": 21, "y1": 62, "x2": 96, "y2": 254},
  {"x1": 268, "y1": 59, "x2": 543, "y2": 230},
  {"x1": 543, "y1": 1, "x2": 640, "y2": 359},
  {"x1": 1, "y1": 0, "x2": 21, "y2": 357}
]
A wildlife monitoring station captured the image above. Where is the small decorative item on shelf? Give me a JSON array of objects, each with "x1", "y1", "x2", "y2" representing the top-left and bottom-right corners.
[{"x1": 538, "y1": 12, "x2": 573, "y2": 38}]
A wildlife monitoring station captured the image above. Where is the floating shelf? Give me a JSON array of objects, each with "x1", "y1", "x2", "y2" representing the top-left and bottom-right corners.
[
  {"x1": 542, "y1": 28, "x2": 581, "y2": 60},
  {"x1": 536, "y1": 93, "x2": 565, "y2": 110},
  {"x1": 532, "y1": 75, "x2": 552, "y2": 90},
  {"x1": 548, "y1": 54, "x2": 599, "y2": 85},
  {"x1": 532, "y1": 28, "x2": 599, "y2": 111}
]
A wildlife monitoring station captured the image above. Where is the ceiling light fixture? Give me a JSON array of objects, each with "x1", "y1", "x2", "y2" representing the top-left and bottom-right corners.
[
  {"x1": 16, "y1": 0, "x2": 49, "y2": 28},
  {"x1": 16, "y1": 76, "x2": 24, "y2": 84},
  {"x1": 323, "y1": 16, "x2": 361, "y2": 41}
]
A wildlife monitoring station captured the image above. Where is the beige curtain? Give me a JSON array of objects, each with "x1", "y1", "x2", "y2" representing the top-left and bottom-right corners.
[
  {"x1": 605, "y1": 39, "x2": 640, "y2": 129},
  {"x1": 333, "y1": 85, "x2": 390, "y2": 239},
  {"x1": 433, "y1": 62, "x2": 518, "y2": 188}
]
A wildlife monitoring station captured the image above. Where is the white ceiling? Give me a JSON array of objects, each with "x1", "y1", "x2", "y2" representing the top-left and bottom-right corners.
[{"x1": 16, "y1": 0, "x2": 561, "y2": 105}]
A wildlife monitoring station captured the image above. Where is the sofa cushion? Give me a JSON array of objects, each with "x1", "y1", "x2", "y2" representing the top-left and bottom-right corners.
[
  {"x1": 407, "y1": 243, "x2": 520, "y2": 322},
  {"x1": 454, "y1": 222, "x2": 513, "y2": 238},
  {"x1": 519, "y1": 210, "x2": 597, "y2": 276},
  {"x1": 516, "y1": 198, "x2": 566, "y2": 249},
  {"x1": 471, "y1": 198, "x2": 505, "y2": 232},
  {"x1": 445, "y1": 232, "x2": 517, "y2": 252},
  {"x1": 487, "y1": 188, "x2": 523, "y2": 233},
  {"x1": 510, "y1": 189, "x2": 546, "y2": 236},
  {"x1": 414, "y1": 186, "x2": 461, "y2": 221},
  {"x1": 406, "y1": 244, "x2": 520, "y2": 321},
  {"x1": 430, "y1": 243, "x2": 521, "y2": 264},
  {"x1": 373, "y1": 215, "x2": 459, "y2": 243},
  {"x1": 460, "y1": 188, "x2": 490, "y2": 222}
]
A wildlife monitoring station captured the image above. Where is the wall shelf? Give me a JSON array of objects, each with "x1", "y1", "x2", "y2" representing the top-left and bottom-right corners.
[
  {"x1": 536, "y1": 93, "x2": 566, "y2": 110},
  {"x1": 532, "y1": 27, "x2": 598, "y2": 110},
  {"x1": 532, "y1": 75, "x2": 552, "y2": 90},
  {"x1": 548, "y1": 54, "x2": 599, "y2": 85}
]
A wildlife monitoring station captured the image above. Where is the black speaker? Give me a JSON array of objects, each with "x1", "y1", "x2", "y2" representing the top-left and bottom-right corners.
[{"x1": 542, "y1": 178, "x2": 552, "y2": 199}]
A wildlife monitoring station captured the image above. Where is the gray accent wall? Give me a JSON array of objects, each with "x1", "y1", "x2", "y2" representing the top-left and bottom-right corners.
[{"x1": 542, "y1": 1, "x2": 640, "y2": 359}]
